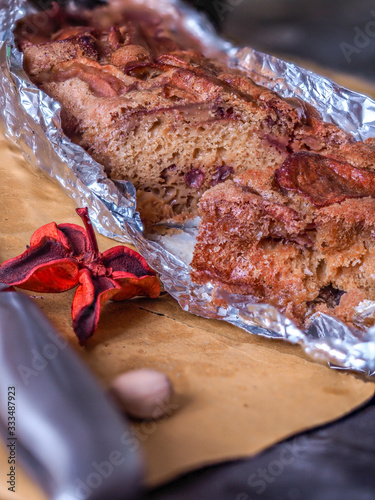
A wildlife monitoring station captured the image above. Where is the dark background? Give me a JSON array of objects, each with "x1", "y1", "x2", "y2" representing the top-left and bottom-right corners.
[{"x1": 189, "y1": 0, "x2": 375, "y2": 82}]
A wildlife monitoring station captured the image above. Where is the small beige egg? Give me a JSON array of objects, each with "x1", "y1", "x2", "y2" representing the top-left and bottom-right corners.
[{"x1": 110, "y1": 369, "x2": 174, "y2": 420}]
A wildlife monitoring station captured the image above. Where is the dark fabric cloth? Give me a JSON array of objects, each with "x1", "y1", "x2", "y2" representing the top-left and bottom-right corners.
[
  {"x1": 146, "y1": 395, "x2": 375, "y2": 500},
  {"x1": 219, "y1": 0, "x2": 375, "y2": 81}
]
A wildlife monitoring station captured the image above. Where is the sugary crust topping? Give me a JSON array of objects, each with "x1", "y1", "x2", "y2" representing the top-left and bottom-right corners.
[
  {"x1": 315, "y1": 197, "x2": 375, "y2": 226},
  {"x1": 194, "y1": 154, "x2": 375, "y2": 326},
  {"x1": 198, "y1": 181, "x2": 311, "y2": 246},
  {"x1": 37, "y1": 57, "x2": 131, "y2": 97}
]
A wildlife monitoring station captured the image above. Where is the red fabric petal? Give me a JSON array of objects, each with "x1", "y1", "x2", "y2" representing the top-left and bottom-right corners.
[
  {"x1": 72, "y1": 269, "x2": 121, "y2": 344},
  {"x1": 30, "y1": 221, "x2": 90, "y2": 259},
  {"x1": 58, "y1": 223, "x2": 90, "y2": 258},
  {"x1": 0, "y1": 238, "x2": 79, "y2": 292},
  {"x1": 112, "y1": 275, "x2": 161, "y2": 301},
  {"x1": 102, "y1": 246, "x2": 156, "y2": 278},
  {"x1": 30, "y1": 222, "x2": 71, "y2": 250}
]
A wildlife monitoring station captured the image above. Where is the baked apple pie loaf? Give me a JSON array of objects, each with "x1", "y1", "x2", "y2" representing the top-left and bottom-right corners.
[{"x1": 16, "y1": 1, "x2": 375, "y2": 327}]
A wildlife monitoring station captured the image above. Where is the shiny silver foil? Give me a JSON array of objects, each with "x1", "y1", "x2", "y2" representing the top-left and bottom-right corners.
[{"x1": 1, "y1": 0, "x2": 375, "y2": 376}]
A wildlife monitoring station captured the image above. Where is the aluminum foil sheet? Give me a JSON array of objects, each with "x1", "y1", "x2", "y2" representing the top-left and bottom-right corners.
[{"x1": 1, "y1": 0, "x2": 375, "y2": 376}]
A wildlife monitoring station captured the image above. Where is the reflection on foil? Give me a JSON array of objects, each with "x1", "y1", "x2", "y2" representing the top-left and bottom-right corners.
[{"x1": 1, "y1": 0, "x2": 375, "y2": 376}]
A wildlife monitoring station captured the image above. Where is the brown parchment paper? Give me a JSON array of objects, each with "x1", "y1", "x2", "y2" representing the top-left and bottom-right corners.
[{"x1": 0, "y1": 71, "x2": 375, "y2": 498}]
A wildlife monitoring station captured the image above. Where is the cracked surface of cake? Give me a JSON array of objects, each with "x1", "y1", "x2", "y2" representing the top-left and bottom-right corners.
[
  {"x1": 191, "y1": 151, "x2": 375, "y2": 327},
  {"x1": 16, "y1": 1, "x2": 375, "y2": 327}
]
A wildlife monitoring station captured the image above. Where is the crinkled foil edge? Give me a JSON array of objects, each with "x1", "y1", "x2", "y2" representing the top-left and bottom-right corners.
[{"x1": 1, "y1": 0, "x2": 375, "y2": 376}]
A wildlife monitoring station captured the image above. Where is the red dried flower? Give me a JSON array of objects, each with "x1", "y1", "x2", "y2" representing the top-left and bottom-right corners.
[{"x1": 0, "y1": 208, "x2": 160, "y2": 344}]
